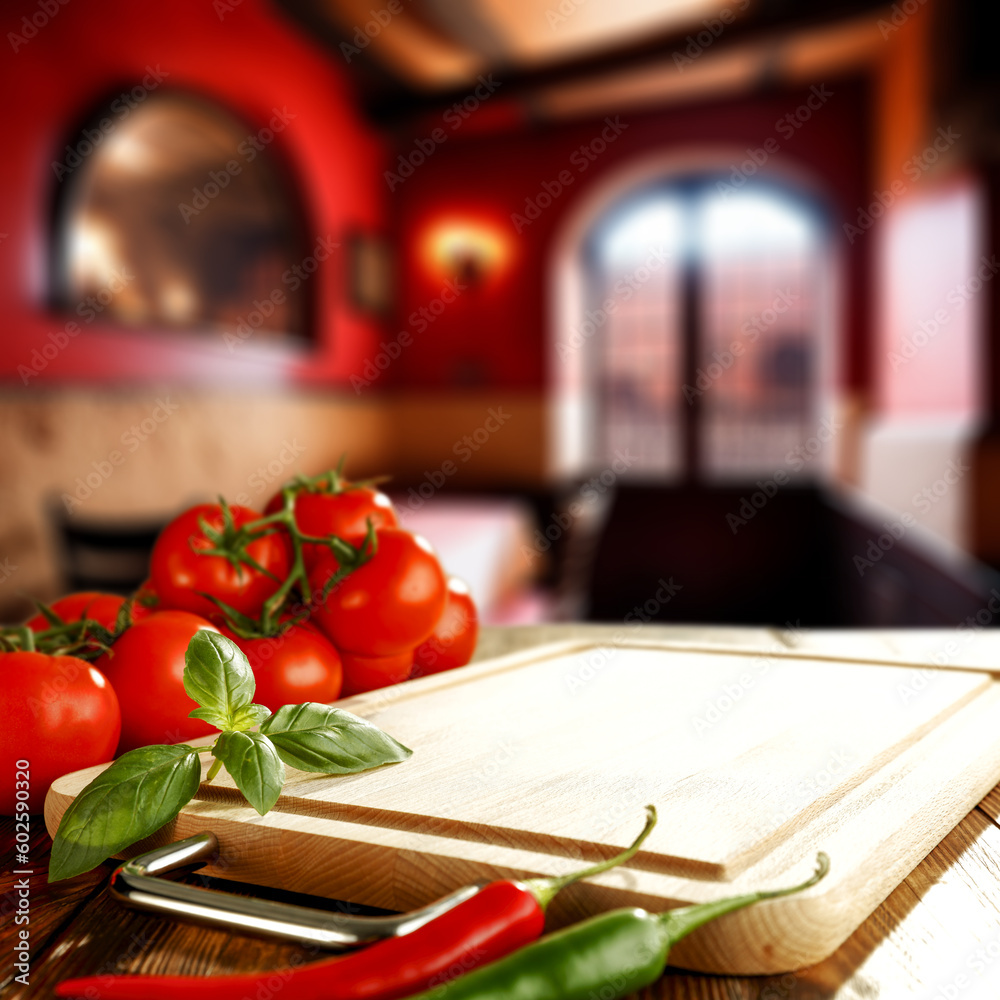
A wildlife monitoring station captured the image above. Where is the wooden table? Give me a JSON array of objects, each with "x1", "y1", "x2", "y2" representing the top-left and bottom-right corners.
[{"x1": 4, "y1": 625, "x2": 1000, "y2": 998}]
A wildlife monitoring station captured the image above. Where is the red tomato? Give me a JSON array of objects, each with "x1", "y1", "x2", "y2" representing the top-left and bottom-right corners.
[
  {"x1": 412, "y1": 578, "x2": 479, "y2": 677},
  {"x1": 0, "y1": 652, "x2": 120, "y2": 814},
  {"x1": 221, "y1": 623, "x2": 343, "y2": 712},
  {"x1": 309, "y1": 528, "x2": 447, "y2": 656},
  {"x1": 340, "y1": 649, "x2": 414, "y2": 696},
  {"x1": 27, "y1": 592, "x2": 125, "y2": 632},
  {"x1": 265, "y1": 485, "x2": 398, "y2": 570},
  {"x1": 94, "y1": 611, "x2": 220, "y2": 754},
  {"x1": 150, "y1": 504, "x2": 291, "y2": 622}
]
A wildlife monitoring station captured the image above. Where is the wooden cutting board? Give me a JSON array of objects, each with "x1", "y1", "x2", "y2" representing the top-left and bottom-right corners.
[{"x1": 45, "y1": 637, "x2": 1000, "y2": 975}]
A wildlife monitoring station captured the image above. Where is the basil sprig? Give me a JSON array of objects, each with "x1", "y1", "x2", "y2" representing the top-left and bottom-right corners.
[{"x1": 49, "y1": 631, "x2": 413, "y2": 882}]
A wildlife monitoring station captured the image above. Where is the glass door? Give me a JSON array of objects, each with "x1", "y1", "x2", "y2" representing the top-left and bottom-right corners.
[{"x1": 584, "y1": 177, "x2": 826, "y2": 482}]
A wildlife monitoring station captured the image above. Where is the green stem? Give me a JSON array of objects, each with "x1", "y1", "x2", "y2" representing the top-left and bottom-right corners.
[
  {"x1": 1, "y1": 611, "x2": 121, "y2": 660},
  {"x1": 525, "y1": 805, "x2": 657, "y2": 910},
  {"x1": 235, "y1": 509, "x2": 290, "y2": 531},
  {"x1": 205, "y1": 758, "x2": 223, "y2": 782},
  {"x1": 257, "y1": 493, "x2": 311, "y2": 629},
  {"x1": 19, "y1": 626, "x2": 35, "y2": 654},
  {"x1": 193, "y1": 482, "x2": 379, "y2": 639},
  {"x1": 658, "y1": 852, "x2": 829, "y2": 945}
]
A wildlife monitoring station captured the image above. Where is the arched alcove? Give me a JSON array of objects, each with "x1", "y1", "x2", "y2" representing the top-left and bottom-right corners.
[
  {"x1": 52, "y1": 91, "x2": 309, "y2": 344},
  {"x1": 548, "y1": 148, "x2": 841, "y2": 483}
]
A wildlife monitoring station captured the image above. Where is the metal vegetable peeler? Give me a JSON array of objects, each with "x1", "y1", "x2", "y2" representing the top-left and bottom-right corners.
[{"x1": 108, "y1": 831, "x2": 486, "y2": 950}]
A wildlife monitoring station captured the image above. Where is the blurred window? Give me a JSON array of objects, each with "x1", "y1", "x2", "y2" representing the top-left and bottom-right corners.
[
  {"x1": 52, "y1": 92, "x2": 308, "y2": 344},
  {"x1": 585, "y1": 178, "x2": 825, "y2": 481},
  {"x1": 587, "y1": 195, "x2": 686, "y2": 478}
]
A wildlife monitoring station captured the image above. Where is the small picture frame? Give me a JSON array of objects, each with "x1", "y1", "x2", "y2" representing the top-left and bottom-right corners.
[{"x1": 348, "y1": 232, "x2": 392, "y2": 315}]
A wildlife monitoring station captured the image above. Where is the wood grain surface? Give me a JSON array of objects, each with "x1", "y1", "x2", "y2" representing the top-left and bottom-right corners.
[
  {"x1": 6, "y1": 625, "x2": 1000, "y2": 998},
  {"x1": 43, "y1": 633, "x2": 1000, "y2": 975}
]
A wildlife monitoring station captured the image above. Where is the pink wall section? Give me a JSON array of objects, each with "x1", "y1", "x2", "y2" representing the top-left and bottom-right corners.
[
  {"x1": 876, "y1": 176, "x2": 985, "y2": 418},
  {"x1": 0, "y1": 0, "x2": 386, "y2": 386}
]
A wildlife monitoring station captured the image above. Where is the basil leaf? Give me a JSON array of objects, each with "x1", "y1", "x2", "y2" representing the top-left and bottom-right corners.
[
  {"x1": 49, "y1": 745, "x2": 201, "y2": 882},
  {"x1": 260, "y1": 702, "x2": 412, "y2": 774},
  {"x1": 212, "y1": 731, "x2": 284, "y2": 815},
  {"x1": 189, "y1": 705, "x2": 233, "y2": 728},
  {"x1": 183, "y1": 631, "x2": 256, "y2": 731},
  {"x1": 230, "y1": 703, "x2": 272, "y2": 730}
]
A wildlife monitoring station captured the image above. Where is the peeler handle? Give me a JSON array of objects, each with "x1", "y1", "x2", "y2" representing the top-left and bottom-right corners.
[{"x1": 109, "y1": 832, "x2": 487, "y2": 949}]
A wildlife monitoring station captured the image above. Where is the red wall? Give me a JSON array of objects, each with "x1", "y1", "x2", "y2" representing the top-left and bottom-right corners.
[
  {"x1": 389, "y1": 79, "x2": 873, "y2": 393},
  {"x1": 0, "y1": 0, "x2": 385, "y2": 386}
]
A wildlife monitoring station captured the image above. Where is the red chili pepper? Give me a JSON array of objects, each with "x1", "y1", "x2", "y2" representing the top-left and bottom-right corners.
[{"x1": 56, "y1": 807, "x2": 656, "y2": 1000}]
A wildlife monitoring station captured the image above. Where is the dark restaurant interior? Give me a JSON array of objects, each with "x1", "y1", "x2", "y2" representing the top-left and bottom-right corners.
[{"x1": 1, "y1": 0, "x2": 998, "y2": 633}]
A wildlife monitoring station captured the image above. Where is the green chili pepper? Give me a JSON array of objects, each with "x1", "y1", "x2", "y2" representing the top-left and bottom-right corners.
[{"x1": 406, "y1": 852, "x2": 829, "y2": 1000}]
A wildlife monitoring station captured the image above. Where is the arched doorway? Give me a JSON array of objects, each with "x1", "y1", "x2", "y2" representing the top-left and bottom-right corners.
[
  {"x1": 549, "y1": 151, "x2": 839, "y2": 484},
  {"x1": 548, "y1": 152, "x2": 843, "y2": 624}
]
